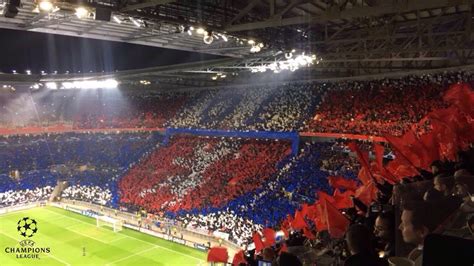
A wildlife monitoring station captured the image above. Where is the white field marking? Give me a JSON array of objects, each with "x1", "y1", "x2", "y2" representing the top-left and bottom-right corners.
[
  {"x1": 44, "y1": 208, "x2": 205, "y2": 262},
  {"x1": 65, "y1": 226, "x2": 108, "y2": 244},
  {"x1": 66, "y1": 224, "x2": 127, "y2": 244},
  {"x1": 104, "y1": 246, "x2": 159, "y2": 266},
  {"x1": 0, "y1": 231, "x2": 71, "y2": 266},
  {"x1": 46, "y1": 252, "x2": 72, "y2": 266},
  {"x1": 106, "y1": 235, "x2": 128, "y2": 243},
  {"x1": 0, "y1": 209, "x2": 40, "y2": 218},
  {"x1": 0, "y1": 230, "x2": 20, "y2": 242},
  {"x1": 0, "y1": 205, "x2": 50, "y2": 217}
]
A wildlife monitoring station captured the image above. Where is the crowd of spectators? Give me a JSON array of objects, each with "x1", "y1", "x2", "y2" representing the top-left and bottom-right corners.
[
  {"x1": 172, "y1": 141, "x2": 360, "y2": 247},
  {"x1": 0, "y1": 186, "x2": 53, "y2": 207},
  {"x1": 0, "y1": 132, "x2": 161, "y2": 207},
  {"x1": 167, "y1": 83, "x2": 323, "y2": 131},
  {"x1": 0, "y1": 132, "x2": 160, "y2": 173},
  {"x1": 0, "y1": 90, "x2": 189, "y2": 129},
  {"x1": 119, "y1": 135, "x2": 292, "y2": 213},
  {"x1": 180, "y1": 211, "x2": 263, "y2": 247},
  {"x1": 2, "y1": 71, "x2": 472, "y2": 136},
  {"x1": 61, "y1": 184, "x2": 112, "y2": 205},
  {"x1": 306, "y1": 72, "x2": 473, "y2": 136}
]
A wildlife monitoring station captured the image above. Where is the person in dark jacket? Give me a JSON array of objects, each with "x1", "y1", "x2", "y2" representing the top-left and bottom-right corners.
[{"x1": 345, "y1": 224, "x2": 388, "y2": 266}]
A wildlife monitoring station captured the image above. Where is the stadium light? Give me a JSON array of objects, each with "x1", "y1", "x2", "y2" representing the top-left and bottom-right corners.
[
  {"x1": 75, "y1": 7, "x2": 89, "y2": 19},
  {"x1": 250, "y1": 45, "x2": 261, "y2": 53},
  {"x1": 45, "y1": 82, "x2": 57, "y2": 89},
  {"x1": 60, "y1": 79, "x2": 118, "y2": 90},
  {"x1": 38, "y1": 0, "x2": 54, "y2": 12},
  {"x1": 196, "y1": 27, "x2": 205, "y2": 34},
  {"x1": 30, "y1": 83, "x2": 41, "y2": 90}
]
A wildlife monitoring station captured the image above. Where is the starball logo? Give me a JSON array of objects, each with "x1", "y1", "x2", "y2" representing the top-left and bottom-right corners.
[
  {"x1": 4, "y1": 217, "x2": 52, "y2": 259},
  {"x1": 17, "y1": 217, "x2": 38, "y2": 238}
]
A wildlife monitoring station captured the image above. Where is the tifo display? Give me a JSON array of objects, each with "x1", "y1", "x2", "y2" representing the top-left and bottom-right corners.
[{"x1": 1, "y1": 72, "x2": 473, "y2": 266}]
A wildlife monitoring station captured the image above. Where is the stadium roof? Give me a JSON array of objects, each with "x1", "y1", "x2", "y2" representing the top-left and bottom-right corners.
[{"x1": 0, "y1": 0, "x2": 473, "y2": 87}]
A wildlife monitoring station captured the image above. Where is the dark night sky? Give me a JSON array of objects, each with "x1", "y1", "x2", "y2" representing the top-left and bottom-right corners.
[{"x1": 0, "y1": 28, "x2": 224, "y2": 74}]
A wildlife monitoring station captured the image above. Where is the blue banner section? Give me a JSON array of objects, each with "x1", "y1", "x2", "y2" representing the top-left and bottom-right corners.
[{"x1": 164, "y1": 128, "x2": 299, "y2": 156}]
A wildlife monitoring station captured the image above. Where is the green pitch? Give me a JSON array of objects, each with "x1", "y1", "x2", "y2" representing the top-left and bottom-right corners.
[{"x1": 0, "y1": 206, "x2": 207, "y2": 266}]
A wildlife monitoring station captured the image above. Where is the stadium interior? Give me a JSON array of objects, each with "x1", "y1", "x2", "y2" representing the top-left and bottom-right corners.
[{"x1": 0, "y1": 0, "x2": 473, "y2": 266}]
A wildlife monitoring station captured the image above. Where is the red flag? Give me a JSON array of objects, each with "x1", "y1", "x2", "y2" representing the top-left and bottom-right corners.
[
  {"x1": 443, "y1": 83, "x2": 474, "y2": 116},
  {"x1": 431, "y1": 119, "x2": 458, "y2": 161},
  {"x1": 304, "y1": 204, "x2": 317, "y2": 220},
  {"x1": 333, "y1": 189, "x2": 354, "y2": 209},
  {"x1": 317, "y1": 191, "x2": 335, "y2": 204},
  {"x1": 252, "y1": 232, "x2": 264, "y2": 253},
  {"x1": 263, "y1": 228, "x2": 276, "y2": 247},
  {"x1": 385, "y1": 131, "x2": 429, "y2": 170},
  {"x1": 430, "y1": 106, "x2": 474, "y2": 150},
  {"x1": 370, "y1": 160, "x2": 398, "y2": 184},
  {"x1": 386, "y1": 158, "x2": 419, "y2": 180},
  {"x1": 355, "y1": 182, "x2": 378, "y2": 206},
  {"x1": 418, "y1": 133, "x2": 440, "y2": 166},
  {"x1": 313, "y1": 202, "x2": 327, "y2": 231},
  {"x1": 301, "y1": 203, "x2": 310, "y2": 217},
  {"x1": 348, "y1": 142, "x2": 374, "y2": 184},
  {"x1": 357, "y1": 167, "x2": 372, "y2": 185},
  {"x1": 374, "y1": 143, "x2": 385, "y2": 171},
  {"x1": 291, "y1": 210, "x2": 308, "y2": 230},
  {"x1": 322, "y1": 198, "x2": 350, "y2": 238},
  {"x1": 207, "y1": 247, "x2": 229, "y2": 263},
  {"x1": 281, "y1": 227, "x2": 289, "y2": 238},
  {"x1": 328, "y1": 176, "x2": 359, "y2": 191},
  {"x1": 232, "y1": 250, "x2": 246, "y2": 266}
]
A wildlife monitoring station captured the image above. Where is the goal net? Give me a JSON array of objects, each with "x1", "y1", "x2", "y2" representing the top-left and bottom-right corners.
[{"x1": 96, "y1": 215, "x2": 123, "y2": 232}]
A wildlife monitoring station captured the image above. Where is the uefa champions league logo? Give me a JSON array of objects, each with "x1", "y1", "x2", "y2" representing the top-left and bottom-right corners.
[
  {"x1": 3, "y1": 217, "x2": 51, "y2": 259},
  {"x1": 17, "y1": 217, "x2": 38, "y2": 238}
]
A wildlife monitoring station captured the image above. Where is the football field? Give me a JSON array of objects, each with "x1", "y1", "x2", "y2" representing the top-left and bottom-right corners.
[{"x1": 0, "y1": 206, "x2": 207, "y2": 266}]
